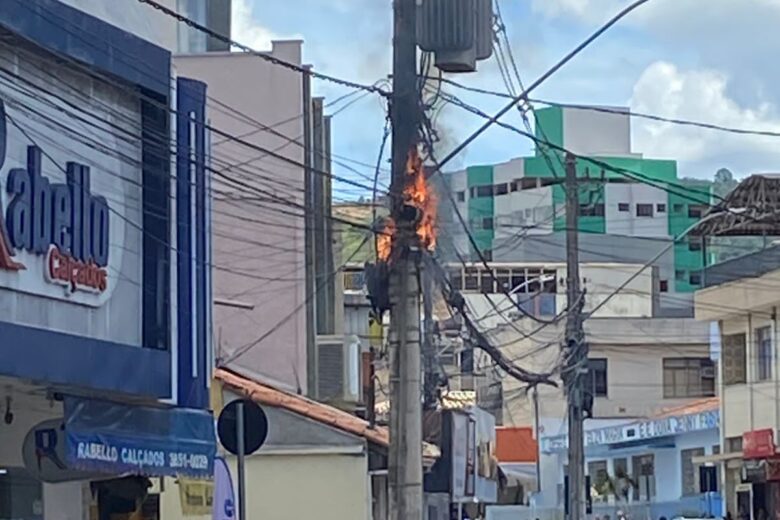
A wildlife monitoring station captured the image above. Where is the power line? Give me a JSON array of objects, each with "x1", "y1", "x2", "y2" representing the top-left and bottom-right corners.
[
  {"x1": 432, "y1": 0, "x2": 652, "y2": 173},
  {"x1": 136, "y1": 0, "x2": 390, "y2": 98}
]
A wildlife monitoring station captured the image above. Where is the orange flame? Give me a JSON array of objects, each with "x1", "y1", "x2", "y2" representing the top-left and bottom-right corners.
[
  {"x1": 376, "y1": 148, "x2": 437, "y2": 263},
  {"x1": 376, "y1": 217, "x2": 395, "y2": 262},
  {"x1": 404, "y1": 148, "x2": 437, "y2": 251}
]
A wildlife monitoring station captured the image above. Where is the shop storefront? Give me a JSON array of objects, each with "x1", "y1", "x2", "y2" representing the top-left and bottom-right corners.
[
  {"x1": 0, "y1": 1, "x2": 215, "y2": 518},
  {"x1": 538, "y1": 399, "x2": 722, "y2": 519},
  {"x1": 736, "y1": 429, "x2": 780, "y2": 520}
]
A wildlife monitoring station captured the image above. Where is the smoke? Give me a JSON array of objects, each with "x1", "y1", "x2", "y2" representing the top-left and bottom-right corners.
[{"x1": 424, "y1": 71, "x2": 468, "y2": 171}]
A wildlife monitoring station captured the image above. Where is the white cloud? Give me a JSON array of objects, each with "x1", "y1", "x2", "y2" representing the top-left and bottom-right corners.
[
  {"x1": 630, "y1": 61, "x2": 780, "y2": 167},
  {"x1": 231, "y1": 0, "x2": 292, "y2": 51}
]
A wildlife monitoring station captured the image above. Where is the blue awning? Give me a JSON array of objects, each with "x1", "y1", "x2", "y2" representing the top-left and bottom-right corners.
[{"x1": 64, "y1": 397, "x2": 216, "y2": 479}]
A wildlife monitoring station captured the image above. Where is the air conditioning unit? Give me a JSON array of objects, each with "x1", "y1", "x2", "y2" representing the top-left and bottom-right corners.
[{"x1": 314, "y1": 335, "x2": 361, "y2": 405}]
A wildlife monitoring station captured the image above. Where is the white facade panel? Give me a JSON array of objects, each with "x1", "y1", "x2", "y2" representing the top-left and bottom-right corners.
[
  {"x1": 605, "y1": 183, "x2": 670, "y2": 238},
  {"x1": 562, "y1": 106, "x2": 631, "y2": 156}
]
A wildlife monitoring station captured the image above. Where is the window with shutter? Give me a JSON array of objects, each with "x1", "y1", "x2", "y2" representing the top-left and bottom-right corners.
[
  {"x1": 681, "y1": 447, "x2": 705, "y2": 495},
  {"x1": 722, "y1": 333, "x2": 747, "y2": 385}
]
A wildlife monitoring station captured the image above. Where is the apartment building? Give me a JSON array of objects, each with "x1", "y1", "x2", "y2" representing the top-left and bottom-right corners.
[
  {"x1": 436, "y1": 106, "x2": 712, "y2": 312},
  {"x1": 695, "y1": 246, "x2": 780, "y2": 520}
]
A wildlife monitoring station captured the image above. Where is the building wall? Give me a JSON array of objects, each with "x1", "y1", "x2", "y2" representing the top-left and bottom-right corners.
[
  {"x1": 175, "y1": 42, "x2": 308, "y2": 393},
  {"x1": 491, "y1": 319, "x2": 711, "y2": 427},
  {"x1": 538, "y1": 428, "x2": 719, "y2": 508},
  {"x1": 605, "y1": 183, "x2": 670, "y2": 238},
  {"x1": 57, "y1": 0, "x2": 178, "y2": 51},
  {"x1": 561, "y1": 107, "x2": 632, "y2": 157},
  {"x1": 160, "y1": 453, "x2": 370, "y2": 520}
]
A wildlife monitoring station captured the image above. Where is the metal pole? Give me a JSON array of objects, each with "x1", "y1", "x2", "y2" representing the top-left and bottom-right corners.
[
  {"x1": 388, "y1": 0, "x2": 422, "y2": 517},
  {"x1": 237, "y1": 401, "x2": 246, "y2": 520},
  {"x1": 533, "y1": 386, "x2": 542, "y2": 490},
  {"x1": 423, "y1": 268, "x2": 438, "y2": 410},
  {"x1": 564, "y1": 153, "x2": 586, "y2": 520}
]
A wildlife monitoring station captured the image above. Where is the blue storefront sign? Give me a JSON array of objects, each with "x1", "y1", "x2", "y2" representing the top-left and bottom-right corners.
[
  {"x1": 543, "y1": 410, "x2": 720, "y2": 453},
  {"x1": 64, "y1": 397, "x2": 215, "y2": 479}
]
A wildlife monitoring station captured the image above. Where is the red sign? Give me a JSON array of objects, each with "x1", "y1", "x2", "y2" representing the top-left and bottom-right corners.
[{"x1": 744, "y1": 429, "x2": 776, "y2": 459}]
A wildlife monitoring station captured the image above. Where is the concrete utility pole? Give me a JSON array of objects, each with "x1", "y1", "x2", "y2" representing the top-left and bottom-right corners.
[
  {"x1": 564, "y1": 152, "x2": 586, "y2": 520},
  {"x1": 388, "y1": 0, "x2": 423, "y2": 518}
]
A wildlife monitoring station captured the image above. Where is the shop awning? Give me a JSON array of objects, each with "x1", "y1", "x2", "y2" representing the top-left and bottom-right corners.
[{"x1": 64, "y1": 397, "x2": 216, "y2": 479}]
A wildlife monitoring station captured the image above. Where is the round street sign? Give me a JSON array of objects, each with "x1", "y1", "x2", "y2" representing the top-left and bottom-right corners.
[{"x1": 217, "y1": 399, "x2": 268, "y2": 456}]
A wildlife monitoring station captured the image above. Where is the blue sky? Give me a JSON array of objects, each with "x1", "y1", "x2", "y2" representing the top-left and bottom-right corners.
[{"x1": 233, "y1": 0, "x2": 780, "y2": 198}]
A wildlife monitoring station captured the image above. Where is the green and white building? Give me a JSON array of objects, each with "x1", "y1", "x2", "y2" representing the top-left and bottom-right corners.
[{"x1": 437, "y1": 106, "x2": 712, "y2": 311}]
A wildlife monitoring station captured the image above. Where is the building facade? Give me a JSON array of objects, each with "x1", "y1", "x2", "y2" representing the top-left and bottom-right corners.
[
  {"x1": 176, "y1": 0, "x2": 232, "y2": 53},
  {"x1": 537, "y1": 399, "x2": 722, "y2": 519},
  {"x1": 0, "y1": 1, "x2": 215, "y2": 519},
  {"x1": 695, "y1": 246, "x2": 780, "y2": 519},
  {"x1": 436, "y1": 106, "x2": 712, "y2": 312}
]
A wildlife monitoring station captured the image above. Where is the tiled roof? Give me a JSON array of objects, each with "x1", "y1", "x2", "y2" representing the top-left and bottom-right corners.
[
  {"x1": 496, "y1": 427, "x2": 538, "y2": 463},
  {"x1": 655, "y1": 397, "x2": 719, "y2": 419},
  {"x1": 215, "y1": 368, "x2": 440, "y2": 461}
]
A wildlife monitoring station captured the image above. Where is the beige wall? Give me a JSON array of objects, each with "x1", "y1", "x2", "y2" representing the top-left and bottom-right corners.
[
  {"x1": 175, "y1": 42, "x2": 308, "y2": 393},
  {"x1": 488, "y1": 318, "x2": 711, "y2": 426},
  {"x1": 160, "y1": 453, "x2": 370, "y2": 520}
]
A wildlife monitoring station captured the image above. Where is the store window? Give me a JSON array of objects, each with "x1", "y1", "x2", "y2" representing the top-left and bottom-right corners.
[
  {"x1": 0, "y1": 467, "x2": 43, "y2": 520},
  {"x1": 681, "y1": 447, "x2": 705, "y2": 495},
  {"x1": 723, "y1": 333, "x2": 747, "y2": 385},
  {"x1": 587, "y1": 460, "x2": 609, "y2": 502},
  {"x1": 756, "y1": 326, "x2": 773, "y2": 381},
  {"x1": 663, "y1": 358, "x2": 716, "y2": 398},
  {"x1": 632, "y1": 454, "x2": 656, "y2": 501}
]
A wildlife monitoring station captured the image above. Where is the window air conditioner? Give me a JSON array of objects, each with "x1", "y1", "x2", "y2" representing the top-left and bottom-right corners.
[{"x1": 314, "y1": 335, "x2": 361, "y2": 404}]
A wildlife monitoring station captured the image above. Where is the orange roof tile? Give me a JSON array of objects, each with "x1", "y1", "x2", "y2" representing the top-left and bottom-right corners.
[
  {"x1": 655, "y1": 397, "x2": 719, "y2": 419},
  {"x1": 496, "y1": 427, "x2": 538, "y2": 463},
  {"x1": 216, "y1": 368, "x2": 440, "y2": 461}
]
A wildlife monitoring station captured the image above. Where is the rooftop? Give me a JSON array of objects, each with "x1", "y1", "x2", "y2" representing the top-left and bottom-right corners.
[{"x1": 216, "y1": 368, "x2": 441, "y2": 462}]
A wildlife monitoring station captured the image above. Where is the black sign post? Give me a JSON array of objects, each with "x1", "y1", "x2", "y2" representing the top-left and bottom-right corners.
[{"x1": 217, "y1": 399, "x2": 268, "y2": 520}]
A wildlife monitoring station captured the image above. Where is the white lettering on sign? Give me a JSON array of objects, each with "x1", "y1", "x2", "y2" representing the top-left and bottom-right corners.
[
  {"x1": 542, "y1": 410, "x2": 719, "y2": 453},
  {"x1": 76, "y1": 442, "x2": 119, "y2": 462}
]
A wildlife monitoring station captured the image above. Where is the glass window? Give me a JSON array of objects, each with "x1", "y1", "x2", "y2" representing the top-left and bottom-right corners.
[
  {"x1": 618, "y1": 202, "x2": 630, "y2": 212},
  {"x1": 757, "y1": 326, "x2": 773, "y2": 381},
  {"x1": 526, "y1": 268, "x2": 541, "y2": 293},
  {"x1": 580, "y1": 204, "x2": 605, "y2": 217},
  {"x1": 464, "y1": 268, "x2": 479, "y2": 291},
  {"x1": 586, "y1": 358, "x2": 608, "y2": 397},
  {"x1": 656, "y1": 203, "x2": 667, "y2": 213},
  {"x1": 689, "y1": 205, "x2": 705, "y2": 218},
  {"x1": 588, "y1": 460, "x2": 609, "y2": 502},
  {"x1": 482, "y1": 249, "x2": 493, "y2": 262},
  {"x1": 480, "y1": 271, "x2": 493, "y2": 294},
  {"x1": 520, "y1": 178, "x2": 538, "y2": 190},
  {"x1": 448, "y1": 268, "x2": 463, "y2": 291},
  {"x1": 494, "y1": 183, "x2": 509, "y2": 196},
  {"x1": 681, "y1": 448, "x2": 705, "y2": 495},
  {"x1": 495, "y1": 269, "x2": 510, "y2": 293},
  {"x1": 0, "y1": 467, "x2": 43, "y2": 520},
  {"x1": 659, "y1": 280, "x2": 669, "y2": 293},
  {"x1": 510, "y1": 180, "x2": 520, "y2": 192},
  {"x1": 632, "y1": 454, "x2": 656, "y2": 501},
  {"x1": 636, "y1": 203, "x2": 654, "y2": 217},
  {"x1": 457, "y1": 191, "x2": 466, "y2": 202},
  {"x1": 482, "y1": 217, "x2": 494, "y2": 230},
  {"x1": 726, "y1": 436, "x2": 743, "y2": 453},
  {"x1": 510, "y1": 270, "x2": 527, "y2": 293},
  {"x1": 689, "y1": 237, "x2": 703, "y2": 251},
  {"x1": 675, "y1": 269, "x2": 686, "y2": 281},
  {"x1": 689, "y1": 271, "x2": 702, "y2": 285},
  {"x1": 476, "y1": 185, "x2": 493, "y2": 198},
  {"x1": 663, "y1": 358, "x2": 716, "y2": 398},
  {"x1": 723, "y1": 334, "x2": 747, "y2": 385},
  {"x1": 673, "y1": 203, "x2": 684, "y2": 213}
]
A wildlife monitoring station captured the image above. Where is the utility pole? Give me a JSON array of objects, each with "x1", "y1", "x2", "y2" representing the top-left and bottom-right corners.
[
  {"x1": 564, "y1": 152, "x2": 586, "y2": 520},
  {"x1": 388, "y1": 0, "x2": 422, "y2": 519}
]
